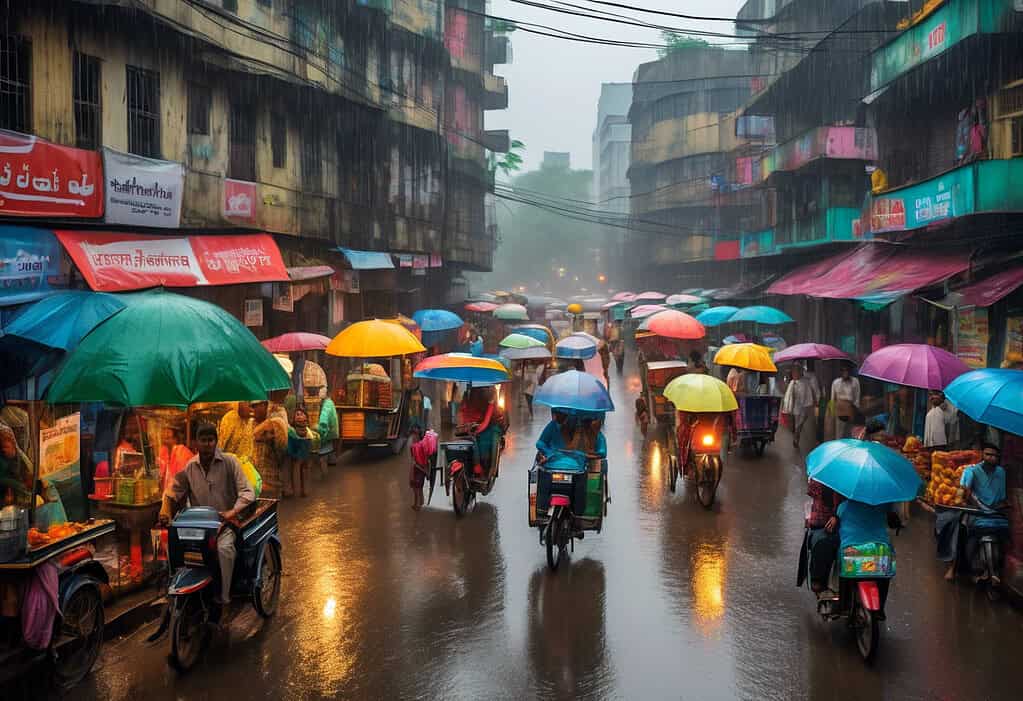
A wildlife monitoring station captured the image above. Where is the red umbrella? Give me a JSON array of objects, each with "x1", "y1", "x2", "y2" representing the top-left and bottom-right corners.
[
  {"x1": 645, "y1": 309, "x2": 705, "y2": 340},
  {"x1": 465, "y1": 301, "x2": 498, "y2": 312},
  {"x1": 261, "y1": 332, "x2": 331, "y2": 353},
  {"x1": 773, "y1": 343, "x2": 851, "y2": 363}
]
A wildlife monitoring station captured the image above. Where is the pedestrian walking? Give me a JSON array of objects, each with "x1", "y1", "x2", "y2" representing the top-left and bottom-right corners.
[
  {"x1": 830, "y1": 364, "x2": 861, "y2": 439},
  {"x1": 316, "y1": 386, "x2": 339, "y2": 473},
  {"x1": 286, "y1": 408, "x2": 318, "y2": 498},
  {"x1": 252, "y1": 400, "x2": 288, "y2": 497},
  {"x1": 523, "y1": 361, "x2": 545, "y2": 418},
  {"x1": 409, "y1": 423, "x2": 437, "y2": 511},
  {"x1": 783, "y1": 365, "x2": 817, "y2": 451}
]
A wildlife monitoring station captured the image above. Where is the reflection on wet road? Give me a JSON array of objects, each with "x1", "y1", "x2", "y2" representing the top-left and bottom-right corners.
[{"x1": 73, "y1": 359, "x2": 1019, "y2": 700}]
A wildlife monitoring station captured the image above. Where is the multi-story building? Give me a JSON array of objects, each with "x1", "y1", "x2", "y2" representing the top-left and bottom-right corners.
[
  {"x1": 0, "y1": 0, "x2": 508, "y2": 333},
  {"x1": 592, "y1": 83, "x2": 631, "y2": 288}
]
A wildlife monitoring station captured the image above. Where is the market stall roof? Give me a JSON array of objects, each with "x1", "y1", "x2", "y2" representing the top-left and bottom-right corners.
[
  {"x1": 923, "y1": 266, "x2": 1023, "y2": 310},
  {"x1": 287, "y1": 265, "x2": 335, "y2": 281},
  {"x1": 56, "y1": 231, "x2": 289, "y2": 292},
  {"x1": 767, "y1": 243, "x2": 971, "y2": 305},
  {"x1": 335, "y1": 247, "x2": 395, "y2": 270}
]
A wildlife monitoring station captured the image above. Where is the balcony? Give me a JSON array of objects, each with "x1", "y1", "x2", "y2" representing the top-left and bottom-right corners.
[
  {"x1": 651, "y1": 234, "x2": 714, "y2": 266},
  {"x1": 776, "y1": 207, "x2": 860, "y2": 248},
  {"x1": 740, "y1": 229, "x2": 777, "y2": 258},
  {"x1": 760, "y1": 126, "x2": 877, "y2": 182},
  {"x1": 482, "y1": 129, "x2": 510, "y2": 153},
  {"x1": 483, "y1": 74, "x2": 508, "y2": 111},
  {"x1": 631, "y1": 113, "x2": 724, "y2": 167},
  {"x1": 487, "y1": 34, "x2": 511, "y2": 65},
  {"x1": 865, "y1": 158, "x2": 1023, "y2": 235},
  {"x1": 870, "y1": 0, "x2": 1021, "y2": 92}
]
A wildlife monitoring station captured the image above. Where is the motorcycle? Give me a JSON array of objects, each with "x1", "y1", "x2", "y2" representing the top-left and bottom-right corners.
[
  {"x1": 148, "y1": 499, "x2": 281, "y2": 671},
  {"x1": 813, "y1": 540, "x2": 894, "y2": 663},
  {"x1": 672, "y1": 413, "x2": 727, "y2": 507},
  {"x1": 530, "y1": 449, "x2": 608, "y2": 571},
  {"x1": 951, "y1": 504, "x2": 1009, "y2": 600},
  {"x1": 442, "y1": 424, "x2": 502, "y2": 517}
]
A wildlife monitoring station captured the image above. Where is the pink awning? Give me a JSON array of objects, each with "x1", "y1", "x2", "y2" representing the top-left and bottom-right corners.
[
  {"x1": 767, "y1": 244, "x2": 971, "y2": 305},
  {"x1": 932, "y1": 267, "x2": 1023, "y2": 308}
]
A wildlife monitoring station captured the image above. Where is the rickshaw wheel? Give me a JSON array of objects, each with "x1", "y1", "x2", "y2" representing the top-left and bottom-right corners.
[
  {"x1": 696, "y1": 456, "x2": 720, "y2": 509},
  {"x1": 545, "y1": 517, "x2": 565, "y2": 571},
  {"x1": 254, "y1": 541, "x2": 282, "y2": 618},
  {"x1": 452, "y1": 477, "x2": 467, "y2": 517},
  {"x1": 854, "y1": 603, "x2": 880, "y2": 663},
  {"x1": 754, "y1": 440, "x2": 766, "y2": 457},
  {"x1": 53, "y1": 582, "x2": 104, "y2": 689}
]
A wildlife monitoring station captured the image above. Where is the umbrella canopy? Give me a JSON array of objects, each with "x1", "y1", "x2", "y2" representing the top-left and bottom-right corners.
[
  {"x1": 611, "y1": 291, "x2": 635, "y2": 302},
  {"x1": 261, "y1": 332, "x2": 331, "y2": 353},
  {"x1": 412, "y1": 309, "x2": 463, "y2": 332},
  {"x1": 46, "y1": 290, "x2": 290, "y2": 406},
  {"x1": 665, "y1": 294, "x2": 706, "y2": 306},
  {"x1": 629, "y1": 304, "x2": 666, "y2": 319},
  {"x1": 663, "y1": 374, "x2": 738, "y2": 413},
  {"x1": 414, "y1": 353, "x2": 509, "y2": 384},
  {"x1": 688, "y1": 302, "x2": 710, "y2": 314},
  {"x1": 500, "y1": 346, "x2": 552, "y2": 361},
  {"x1": 465, "y1": 301, "x2": 498, "y2": 313},
  {"x1": 510, "y1": 324, "x2": 555, "y2": 346},
  {"x1": 722, "y1": 334, "x2": 750, "y2": 345},
  {"x1": 634, "y1": 291, "x2": 666, "y2": 301},
  {"x1": 773, "y1": 343, "x2": 851, "y2": 364},
  {"x1": 714, "y1": 343, "x2": 777, "y2": 372},
  {"x1": 2, "y1": 290, "x2": 126, "y2": 351},
  {"x1": 555, "y1": 335, "x2": 597, "y2": 360},
  {"x1": 326, "y1": 319, "x2": 426, "y2": 357},
  {"x1": 499, "y1": 333, "x2": 545, "y2": 349},
  {"x1": 534, "y1": 370, "x2": 615, "y2": 413},
  {"x1": 572, "y1": 331, "x2": 605, "y2": 347},
  {"x1": 860, "y1": 343, "x2": 969, "y2": 391},
  {"x1": 944, "y1": 369, "x2": 1023, "y2": 436},
  {"x1": 274, "y1": 354, "x2": 294, "y2": 377},
  {"x1": 645, "y1": 310, "x2": 705, "y2": 340},
  {"x1": 493, "y1": 303, "x2": 529, "y2": 321},
  {"x1": 728, "y1": 305, "x2": 794, "y2": 325},
  {"x1": 807, "y1": 439, "x2": 922, "y2": 505},
  {"x1": 695, "y1": 306, "x2": 739, "y2": 327},
  {"x1": 385, "y1": 314, "x2": 421, "y2": 339}
]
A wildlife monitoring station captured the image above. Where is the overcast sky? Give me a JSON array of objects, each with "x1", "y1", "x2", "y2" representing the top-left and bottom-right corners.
[{"x1": 486, "y1": 0, "x2": 747, "y2": 172}]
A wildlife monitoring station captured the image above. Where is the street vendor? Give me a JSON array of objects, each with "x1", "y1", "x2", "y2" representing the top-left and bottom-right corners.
[
  {"x1": 0, "y1": 421, "x2": 32, "y2": 505},
  {"x1": 218, "y1": 401, "x2": 254, "y2": 462},
  {"x1": 160, "y1": 423, "x2": 254, "y2": 605}
]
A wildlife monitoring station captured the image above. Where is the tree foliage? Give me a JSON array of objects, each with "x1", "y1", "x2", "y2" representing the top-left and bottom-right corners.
[{"x1": 657, "y1": 31, "x2": 710, "y2": 58}]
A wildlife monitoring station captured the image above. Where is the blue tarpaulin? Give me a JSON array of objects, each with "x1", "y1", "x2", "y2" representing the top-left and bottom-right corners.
[{"x1": 336, "y1": 247, "x2": 395, "y2": 270}]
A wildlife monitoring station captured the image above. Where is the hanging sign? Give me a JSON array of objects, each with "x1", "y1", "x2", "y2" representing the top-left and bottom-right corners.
[
  {"x1": 397, "y1": 254, "x2": 413, "y2": 268},
  {"x1": 223, "y1": 179, "x2": 257, "y2": 222},
  {"x1": 102, "y1": 147, "x2": 184, "y2": 227},
  {"x1": 272, "y1": 282, "x2": 294, "y2": 312},
  {"x1": 39, "y1": 413, "x2": 80, "y2": 479},
  {"x1": 429, "y1": 253, "x2": 443, "y2": 268},
  {"x1": 0, "y1": 130, "x2": 103, "y2": 218},
  {"x1": 412, "y1": 254, "x2": 429, "y2": 269},
  {"x1": 0, "y1": 226, "x2": 64, "y2": 305}
]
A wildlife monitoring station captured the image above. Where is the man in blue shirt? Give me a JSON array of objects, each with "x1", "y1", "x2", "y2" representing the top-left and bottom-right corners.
[{"x1": 960, "y1": 443, "x2": 1010, "y2": 584}]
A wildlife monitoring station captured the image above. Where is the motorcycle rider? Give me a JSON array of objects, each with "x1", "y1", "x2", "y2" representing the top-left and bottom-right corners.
[{"x1": 960, "y1": 443, "x2": 1010, "y2": 585}]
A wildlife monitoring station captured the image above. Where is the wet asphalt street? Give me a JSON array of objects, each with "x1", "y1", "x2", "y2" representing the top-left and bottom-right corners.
[{"x1": 71, "y1": 359, "x2": 1020, "y2": 701}]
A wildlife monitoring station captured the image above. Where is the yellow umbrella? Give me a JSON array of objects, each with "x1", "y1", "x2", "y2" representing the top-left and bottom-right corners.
[
  {"x1": 663, "y1": 374, "x2": 738, "y2": 413},
  {"x1": 714, "y1": 343, "x2": 777, "y2": 372},
  {"x1": 326, "y1": 319, "x2": 426, "y2": 357}
]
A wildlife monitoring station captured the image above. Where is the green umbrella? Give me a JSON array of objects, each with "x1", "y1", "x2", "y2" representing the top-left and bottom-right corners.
[
  {"x1": 47, "y1": 290, "x2": 290, "y2": 407},
  {"x1": 499, "y1": 333, "x2": 545, "y2": 349}
]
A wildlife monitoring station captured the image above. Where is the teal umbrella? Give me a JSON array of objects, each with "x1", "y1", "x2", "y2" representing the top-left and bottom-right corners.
[
  {"x1": 694, "y1": 306, "x2": 739, "y2": 327},
  {"x1": 2, "y1": 291, "x2": 126, "y2": 350},
  {"x1": 46, "y1": 290, "x2": 290, "y2": 407},
  {"x1": 728, "y1": 305, "x2": 794, "y2": 325},
  {"x1": 806, "y1": 439, "x2": 922, "y2": 505},
  {"x1": 499, "y1": 333, "x2": 544, "y2": 349}
]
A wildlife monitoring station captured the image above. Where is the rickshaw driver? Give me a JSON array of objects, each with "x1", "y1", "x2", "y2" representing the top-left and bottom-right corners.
[
  {"x1": 675, "y1": 410, "x2": 735, "y2": 478},
  {"x1": 159, "y1": 423, "x2": 255, "y2": 605}
]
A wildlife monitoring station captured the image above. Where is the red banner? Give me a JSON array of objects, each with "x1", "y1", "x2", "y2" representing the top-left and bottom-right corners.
[
  {"x1": 0, "y1": 130, "x2": 103, "y2": 218},
  {"x1": 55, "y1": 231, "x2": 288, "y2": 292},
  {"x1": 714, "y1": 240, "x2": 741, "y2": 261}
]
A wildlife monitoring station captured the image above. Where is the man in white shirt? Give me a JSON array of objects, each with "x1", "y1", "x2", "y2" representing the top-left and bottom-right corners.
[
  {"x1": 783, "y1": 365, "x2": 817, "y2": 451},
  {"x1": 924, "y1": 390, "x2": 957, "y2": 449},
  {"x1": 522, "y1": 362, "x2": 545, "y2": 418},
  {"x1": 830, "y1": 365, "x2": 861, "y2": 439}
]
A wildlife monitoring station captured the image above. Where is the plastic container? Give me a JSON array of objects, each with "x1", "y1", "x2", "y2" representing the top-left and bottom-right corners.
[{"x1": 0, "y1": 506, "x2": 29, "y2": 563}]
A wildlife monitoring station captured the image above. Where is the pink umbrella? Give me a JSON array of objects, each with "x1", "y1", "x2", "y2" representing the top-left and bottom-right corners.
[
  {"x1": 859, "y1": 344, "x2": 970, "y2": 391},
  {"x1": 261, "y1": 332, "x2": 331, "y2": 353},
  {"x1": 612, "y1": 291, "x2": 636, "y2": 302},
  {"x1": 665, "y1": 294, "x2": 705, "y2": 306},
  {"x1": 465, "y1": 301, "x2": 498, "y2": 313},
  {"x1": 630, "y1": 304, "x2": 666, "y2": 319},
  {"x1": 774, "y1": 343, "x2": 851, "y2": 364},
  {"x1": 634, "y1": 291, "x2": 666, "y2": 301}
]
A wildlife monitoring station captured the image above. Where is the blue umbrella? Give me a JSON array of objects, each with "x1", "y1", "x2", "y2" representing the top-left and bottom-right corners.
[
  {"x1": 509, "y1": 326, "x2": 551, "y2": 345},
  {"x1": 555, "y1": 335, "x2": 597, "y2": 360},
  {"x1": 806, "y1": 439, "x2": 922, "y2": 505},
  {"x1": 412, "y1": 309, "x2": 463, "y2": 332},
  {"x1": 727, "y1": 305, "x2": 794, "y2": 325},
  {"x1": 500, "y1": 346, "x2": 552, "y2": 361},
  {"x1": 534, "y1": 370, "x2": 615, "y2": 413},
  {"x1": 945, "y1": 368, "x2": 1023, "y2": 436},
  {"x1": 694, "y1": 306, "x2": 739, "y2": 327},
  {"x1": 1, "y1": 290, "x2": 127, "y2": 350}
]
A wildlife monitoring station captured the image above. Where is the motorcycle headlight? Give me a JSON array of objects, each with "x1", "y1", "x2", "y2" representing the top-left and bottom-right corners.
[{"x1": 700, "y1": 433, "x2": 716, "y2": 448}]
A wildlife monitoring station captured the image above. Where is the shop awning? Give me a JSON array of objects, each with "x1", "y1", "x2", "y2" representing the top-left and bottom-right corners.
[
  {"x1": 924, "y1": 266, "x2": 1023, "y2": 310},
  {"x1": 335, "y1": 247, "x2": 394, "y2": 270},
  {"x1": 56, "y1": 231, "x2": 289, "y2": 292},
  {"x1": 767, "y1": 243, "x2": 971, "y2": 305},
  {"x1": 287, "y1": 265, "x2": 335, "y2": 281}
]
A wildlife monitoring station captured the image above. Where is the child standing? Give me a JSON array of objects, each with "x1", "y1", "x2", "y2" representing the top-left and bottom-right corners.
[
  {"x1": 409, "y1": 424, "x2": 438, "y2": 511},
  {"x1": 287, "y1": 408, "x2": 319, "y2": 497}
]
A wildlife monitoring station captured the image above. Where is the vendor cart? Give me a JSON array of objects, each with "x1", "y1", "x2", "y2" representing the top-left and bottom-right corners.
[
  {"x1": 643, "y1": 360, "x2": 688, "y2": 432},
  {"x1": 736, "y1": 396, "x2": 781, "y2": 456},
  {"x1": 336, "y1": 363, "x2": 417, "y2": 454}
]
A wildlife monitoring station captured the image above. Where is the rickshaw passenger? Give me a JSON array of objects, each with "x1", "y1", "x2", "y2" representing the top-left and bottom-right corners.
[
  {"x1": 459, "y1": 386, "x2": 507, "y2": 477},
  {"x1": 536, "y1": 410, "x2": 570, "y2": 462}
]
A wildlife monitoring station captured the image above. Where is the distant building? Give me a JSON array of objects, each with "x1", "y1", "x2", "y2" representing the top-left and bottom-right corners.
[
  {"x1": 542, "y1": 151, "x2": 572, "y2": 169},
  {"x1": 593, "y1": 83, "x2": 632, "y2": 288}
]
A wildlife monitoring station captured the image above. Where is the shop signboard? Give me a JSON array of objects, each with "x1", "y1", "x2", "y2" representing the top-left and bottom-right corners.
[
  {"x1": 0, "y1": 226, "x2": 64, "y2": 305},
  {"x1": 102, "y1": 148, "x2": 184, "y2": 227},
  {"x1": 244, "y1": 298, "x2": 263, "y2": 327},
  {"x1": 0, "y1": 129, "x2": 103, "y2": 218},
  {"x1": 957, "y1": 307, "x2": 990, "y2": 369},
  {"x1": 223, "y1": 179, "x2": 257, "y2": 222},
  {"x1": 740, "y1": 229, "x2": 775, "y2": 258},
  {"x1": 1003, "y1": 316, "x2": 1023, "y2": 364},
  {"x1": 39, "y1": 412, "x2": 84, "y2": 520},
  {"x1": 714, "y1": 239, "x2": 740, "y2": 261},
  {"x1": 56, "y1": 231, "x2": 289, "y2": 291},
  {"x1": 429, "y1": 253, "x2": 443, "y2": 267},
  {"x1": 272, "y1": 282, "x2": 294, "y2": 312},
  {"x1": 412, "y1": 254, "x2": 429, "y2": 269},
  {"x1": 397, "y1": 254, "x2": 413, "y2": 268},
  {"x1": 735, "y1": 116, "x2": 774, "y2": 140},
  {"x1": 868, "y1": 165, "x2": 974, "y2": 233}
]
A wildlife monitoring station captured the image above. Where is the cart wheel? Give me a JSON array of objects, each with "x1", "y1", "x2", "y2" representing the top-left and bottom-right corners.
[
  {"x1": 253, "y1": 541, "x2": 282, "y2": 618},
  {"x1": 169, "y1": 595, "x2": 208, "y2": 673},
  {"x1": 546, "y1": 515, "x2": 568, "y2": 571},
  {"x1": 452, "y1": 476, "x2": 467, "y2": 517},
  {"x1": 696, "y1": 456, "x2": 721, "y2": 509},
  {"x1": 755, "y1": 440, "x2": 766, "y2": 457},
  {"x1": 53, "y1": 581, "x2": 104, "y2": 689}
]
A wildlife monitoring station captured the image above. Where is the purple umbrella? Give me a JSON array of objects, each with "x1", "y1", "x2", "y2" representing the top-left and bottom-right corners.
[
  {"x1": 774, "y1": 343, "x2": 851, "y2": 364},
  {"x1": 859, "y1": 344, "x2": 969, "y2": 391}
]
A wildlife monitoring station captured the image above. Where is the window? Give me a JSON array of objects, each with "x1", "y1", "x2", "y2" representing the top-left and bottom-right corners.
[
  {"x1": 222, "y1": 0, "x2": 239, "y2": 12},
  {"x1": 126, "y1": 66, "x2": 160, "y2": 158},
  {"x1": 0, "y1": 35, "x2": 31, "y2": 133},
  {"x1": 228, "y1": 102, "x2": 256, "y2": 181},
  {"x1": 302, "y1": 128, "x2": 321, "y2": 192},
  {"x1": 73, "y1": 52, "x2": 101, "y2": 150},
  {"x1": 187, "y1": 83, "x2": 211, "y2": 135},
  {"x1": 271, "y1": 114, "x2": 286, "y2": 168}
]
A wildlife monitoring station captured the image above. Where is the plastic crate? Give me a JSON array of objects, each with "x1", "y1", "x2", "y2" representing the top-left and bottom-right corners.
[{"x1": 341, "y1": 412, "x2": 365, "y2": 439}]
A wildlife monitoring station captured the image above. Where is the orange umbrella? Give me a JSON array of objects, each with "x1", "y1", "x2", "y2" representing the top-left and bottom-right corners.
[{"x1": 645, "y1": 309, "x2": 705, "y2": 340}]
